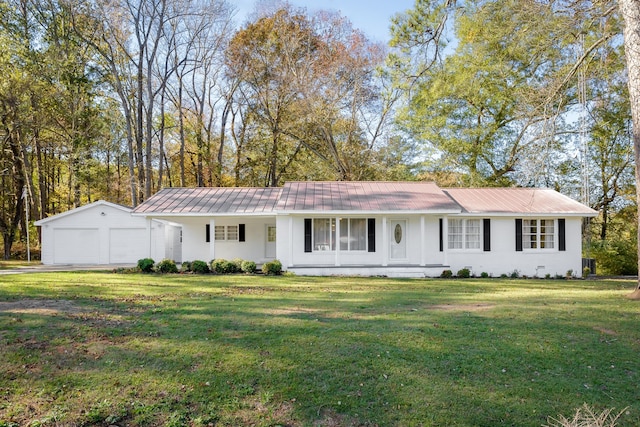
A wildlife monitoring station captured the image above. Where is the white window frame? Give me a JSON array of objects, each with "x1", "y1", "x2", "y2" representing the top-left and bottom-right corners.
[
  {"x1": 214, "y1": 225, "x2": 239, "y2": 242},
  {"x1": 312, "y1": 218, "x2": 368, "y2": 252},
  {"x1": 313, "y1": 218, "x2": 336, "y2": 251},
  {"x1": 448, "y1": 218, "x2": 481, "y2": 250},
  {"x1": 339, "y1": 218, "x2": 367, "y2": 252},
  {"x1": 523, "y1": 219, "x2": 555, "y2": 250}
]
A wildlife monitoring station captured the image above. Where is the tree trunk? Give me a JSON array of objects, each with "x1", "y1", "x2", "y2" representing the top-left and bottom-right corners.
[{"x1": 619, "y1": 0, "x2": 640, "y2": 298}]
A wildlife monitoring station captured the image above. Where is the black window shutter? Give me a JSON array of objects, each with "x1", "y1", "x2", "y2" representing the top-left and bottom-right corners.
[
  {"x1": 206, "y1": 224, "x2": 210, "y2": 243},
  {"x1": 367, "y1": 218, "x2": 376, "y2": 252},
  {"x1": 483, "y1": 218, "x2": 491, "y2": 252},
  {"x1": 515, "y1": 219, "x2": 523, "y2": 251},
  {"x1": 239, "y1": 224, "x2": 245, "y2": 242},
  {"x1": 304, "y1": 219, "x2": 312, "y2": 252},
  {"x1": 558, "y1": 218, "x2": 566, "y2": 251},
  {"x1": 439, "y1": 218, "x2": 444, "y2": 252}
]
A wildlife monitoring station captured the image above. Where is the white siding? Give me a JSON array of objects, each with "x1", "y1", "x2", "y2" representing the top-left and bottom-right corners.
[
  {"x1": 173, "y1": 216, "x2": 276, "y2": 264},
  {"x1": 37, "y1": 201, "x2": 171, "y2": 265}
]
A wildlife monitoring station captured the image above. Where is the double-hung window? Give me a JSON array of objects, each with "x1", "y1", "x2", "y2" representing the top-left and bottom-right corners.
[
  {"x1": 448, "y1": 219, "x2": 481, "y2": 250},
  {"x1": 215, "y1": 225, "x2": 239, "y2": 241},
  {"x1": 313, "y1": 218, "x2": 336, "y2": 251},
  {"x1": 523, "y1": 219, "x2": 554, "y2": 249},
  {"x1": 340, "y1": 218, "x2": 367, "y2": 251},
  {"x1": 305, "y1": 218, "x2": 375, "y2": 253}
]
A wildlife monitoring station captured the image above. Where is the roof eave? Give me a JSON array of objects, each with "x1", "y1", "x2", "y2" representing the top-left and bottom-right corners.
[
  {"x1": 131, "y1": 211, "x2": 277, "y2": 217},
  {"x1": 276, "y1": 209, "x2": 463, "y2": 215}
]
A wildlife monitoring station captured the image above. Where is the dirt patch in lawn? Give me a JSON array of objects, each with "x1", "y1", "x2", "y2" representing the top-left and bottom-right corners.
[
  {"x1": 0, "y1": 299, "x2": 87, "y2": 315},
  {"x1": 593, "y1": 326, "x2": 617, "y2": 336},
  {"x1": 426, "y1": 303, "x2": 495, "y2": 312}
]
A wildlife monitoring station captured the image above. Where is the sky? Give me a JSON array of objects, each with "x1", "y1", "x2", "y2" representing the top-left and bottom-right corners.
[{"x1": 232, "y1": 0, "x2": 417, "y2": 43}]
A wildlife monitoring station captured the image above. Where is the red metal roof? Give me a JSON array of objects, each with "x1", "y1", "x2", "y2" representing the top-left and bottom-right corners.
[
  {"x1": 132, "y1": 187, "x2": 283, "y2": 215},
  {"x1": 132, "y1": 183, "x2": 595, "y2": 216},
  {"x1": 277, "y1": 181, "x2": 461, "y2": 212},
  {"x1": 443, "y1": 188, "x2": 597, "y2": 215}
]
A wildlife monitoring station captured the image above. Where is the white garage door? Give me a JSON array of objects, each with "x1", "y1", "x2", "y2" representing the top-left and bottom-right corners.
[
  {"x1": 109, "y1": 228, "x2": 147, "y2": 263},
  {"x1": 53, "y1": 228, "x2": 100, "y2": 264}
]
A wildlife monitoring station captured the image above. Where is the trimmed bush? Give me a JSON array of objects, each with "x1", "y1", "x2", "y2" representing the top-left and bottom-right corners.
[
  {"x1": 156, "y1": 259, "x2": 178, "y2": 274},
  {"x1": 211, "y1": 259, "x2": 238, "y2": 274},
  {"x1": 191, "y1": 260, "x2": 210, "y2": 274},
  {"x1": 231, "y1": 258, "x2": 244, "y2": 272},
  {"x1": 457, "y1": 268, "x2": 471, "y2": 278},
  {"x1": 440, "y1": 269, "x2": 453, "y2": 278},
  {"x1": 137, "y1": 258, "x2": 155, "y2": 273},
  {"x1": 262, "y1": 259, "x2": 282, "y2": 276},
  {"x1": 241, "y1": 260, "x2": 257, "y2": 274},
  {"x1": 180, "y1": 261, "x2": 192, "y2": 273}
]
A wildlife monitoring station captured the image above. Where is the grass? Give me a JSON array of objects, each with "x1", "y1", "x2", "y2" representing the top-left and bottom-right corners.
[
  {"x1": 0, "y1": 260, "x2": 39, "y2": 270},
  {"x1": 0, "y1": 272, "x2": 638, "y2": 426}
]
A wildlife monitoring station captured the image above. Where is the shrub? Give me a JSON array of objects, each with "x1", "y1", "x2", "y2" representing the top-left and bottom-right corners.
[
  {"x1": 582, "y1": 266, "x2": 591, "y2": 278},
  {"x1": 480, "y1": 272, "x2": 489, "y2": 278},
  {"x1": 191, "y1": 260, "x2": 210, "y2": 274},
  {"x1": 137, "y1": 258, "x2": 155, "y2": 273},
  {"x1": 180, "y1": 261, "x2": 192, "y2": 273},
  {"x1": 241, "y1": 260, "x2": 257, "y2": 274},
  {"x1": 231, "y1": 258, "x2": 244, "y2": 272},
  {"x1": 440, "y1": 269, "x2": 453, "y2": 278},
  {"x1": 156, "y1": 259, "x2": 178, "y2": 274},
  {"x1": 510, "y1": 270, "x2": 520, "y2": 279},
  {"x1": 210, "y1": 259, "x2": 226, "y2": 274},
  {"x1": 590, "y1": 238, "x2": 637, "y2": 275},
  {"x1": 262, "y1": 259, "x2": 282, "y2": 276},
  {"x1": 211, "y1": 259, "x2": 238, "y2": 274},
  {"x1": 457, "y1": 268, "x2": 471, "y2": 278}
]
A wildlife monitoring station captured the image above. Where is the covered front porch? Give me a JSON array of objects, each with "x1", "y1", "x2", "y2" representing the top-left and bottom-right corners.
[{"x1": 287, "y1": 263, "x2": 450, "y2": 278}]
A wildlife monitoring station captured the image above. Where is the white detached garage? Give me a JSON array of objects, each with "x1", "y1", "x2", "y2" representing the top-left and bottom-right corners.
[{"x1": 35, "y1": 200, "x2": 181, "y2": 265}]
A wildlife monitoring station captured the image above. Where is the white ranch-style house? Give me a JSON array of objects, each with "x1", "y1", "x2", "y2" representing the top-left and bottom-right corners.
[
  {"x1": 37, "y1": 181, "x2": 596, "y2": 277},
  {"x1": 131, "y1": 181, "x2": 594, "y2": 277}
]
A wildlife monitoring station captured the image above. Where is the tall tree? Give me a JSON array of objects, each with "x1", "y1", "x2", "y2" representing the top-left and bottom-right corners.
[
  {"x1": 226, "y1": 5, "x2": 396, "y2": 186},
  {"x1": 390, "y1": 0, "x2": 617, "y2": 187},
  {"x1": 618, "y1": 0, "x2": 640, "y2": 298}
]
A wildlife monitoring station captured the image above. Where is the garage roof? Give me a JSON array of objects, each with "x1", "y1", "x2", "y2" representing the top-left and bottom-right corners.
[{"x1": 34, "y1": 200, "x2": 132, "y2": 225}]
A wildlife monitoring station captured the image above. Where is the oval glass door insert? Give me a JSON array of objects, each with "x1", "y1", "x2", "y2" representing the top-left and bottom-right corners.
[{"x1": 394, "y1": 223, "x2": 402, "y2": 244}]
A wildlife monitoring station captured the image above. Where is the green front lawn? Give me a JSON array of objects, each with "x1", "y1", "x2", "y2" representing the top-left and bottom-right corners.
[{"x1": 0, "y1": 273, "x2": 638, "y2": 426}]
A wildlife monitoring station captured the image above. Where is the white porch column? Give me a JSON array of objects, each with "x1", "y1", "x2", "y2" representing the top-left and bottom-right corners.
[
  {"x1": 209, "y1": 218, "x2": 216, "y2": 261},
  {"x1": 335, "y1": 217, "x2": 341, "y2": 266},
  {"x1": 442, "y1": 216, "x2": 449, "y2": 266},
  {"x1": 146, "y1": 218, "x2": 153, "y2": 259},
  {"x1": 420, "y1": 215, "x2": 426, "y2": 266},
  {"x1": 382, "y1": 216, "x2": 388, "y2": 267},
  {"x1": 288, "y1": 216, "x2": 294, "y2": 267}
]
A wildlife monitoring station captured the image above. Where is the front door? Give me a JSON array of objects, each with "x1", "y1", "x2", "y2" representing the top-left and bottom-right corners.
[
  {"x1": 265, "y1": 225, "x2": 276, "y2": 258},
  {"x1": 389, "y1": 220, "x2": 407, "y2": 261}
]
